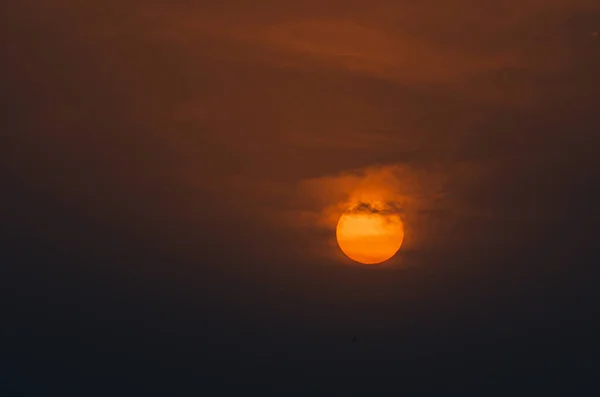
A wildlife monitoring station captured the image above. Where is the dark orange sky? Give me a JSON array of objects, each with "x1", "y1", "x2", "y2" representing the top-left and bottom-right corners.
[{"x1": 2, "y1": 1, "x2": 600, "y2": 389}]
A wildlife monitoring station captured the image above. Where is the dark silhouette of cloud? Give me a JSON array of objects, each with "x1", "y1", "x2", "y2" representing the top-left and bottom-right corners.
[{"x1": 347, "y1": 201, "x2": 404, "y2": 215}]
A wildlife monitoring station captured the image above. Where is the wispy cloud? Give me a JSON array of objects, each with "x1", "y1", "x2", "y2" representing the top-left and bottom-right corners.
[{"x1": 135, "y1": 1, "x2": 600, "y2": 105}]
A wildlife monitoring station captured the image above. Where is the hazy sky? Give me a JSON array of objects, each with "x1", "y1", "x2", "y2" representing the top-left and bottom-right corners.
[{"x1": 2, "y1": 1, "x2": 600, "y2": 378}]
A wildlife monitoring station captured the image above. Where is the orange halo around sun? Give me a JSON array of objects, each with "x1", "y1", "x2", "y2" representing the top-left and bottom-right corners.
[{"x1": 335, "y1": 208, "x2": 404, "y2": 265}]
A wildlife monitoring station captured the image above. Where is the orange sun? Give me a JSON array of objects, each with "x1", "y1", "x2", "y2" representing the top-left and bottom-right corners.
[{"x1": 336, "y1": 209, "x2": 404, "y2": 265}]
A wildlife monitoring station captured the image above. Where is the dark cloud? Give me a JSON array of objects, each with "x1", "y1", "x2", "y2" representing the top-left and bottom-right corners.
[{"x1": 347, "y1": 201, "x2": 405, "y2": 215}]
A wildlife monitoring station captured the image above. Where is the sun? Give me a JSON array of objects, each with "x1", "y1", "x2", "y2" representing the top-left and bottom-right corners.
[{"x1": 336, "y1": 209, "x2": 404, "y2": 265}]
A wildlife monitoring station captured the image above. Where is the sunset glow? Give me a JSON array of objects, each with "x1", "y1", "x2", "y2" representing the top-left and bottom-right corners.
[{"x1": 336, "y1": 210, "x2": 404, "y2": 265}]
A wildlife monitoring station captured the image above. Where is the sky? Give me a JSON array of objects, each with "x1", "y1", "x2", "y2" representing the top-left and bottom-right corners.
[{"x1": 2, "y1": 0, "x2": 600, "y2": 392}]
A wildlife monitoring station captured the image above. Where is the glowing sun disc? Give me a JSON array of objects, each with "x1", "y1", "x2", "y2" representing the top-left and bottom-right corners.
[{"x1": 336, "y1": 212, "x2": 404, "y2": 265}]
